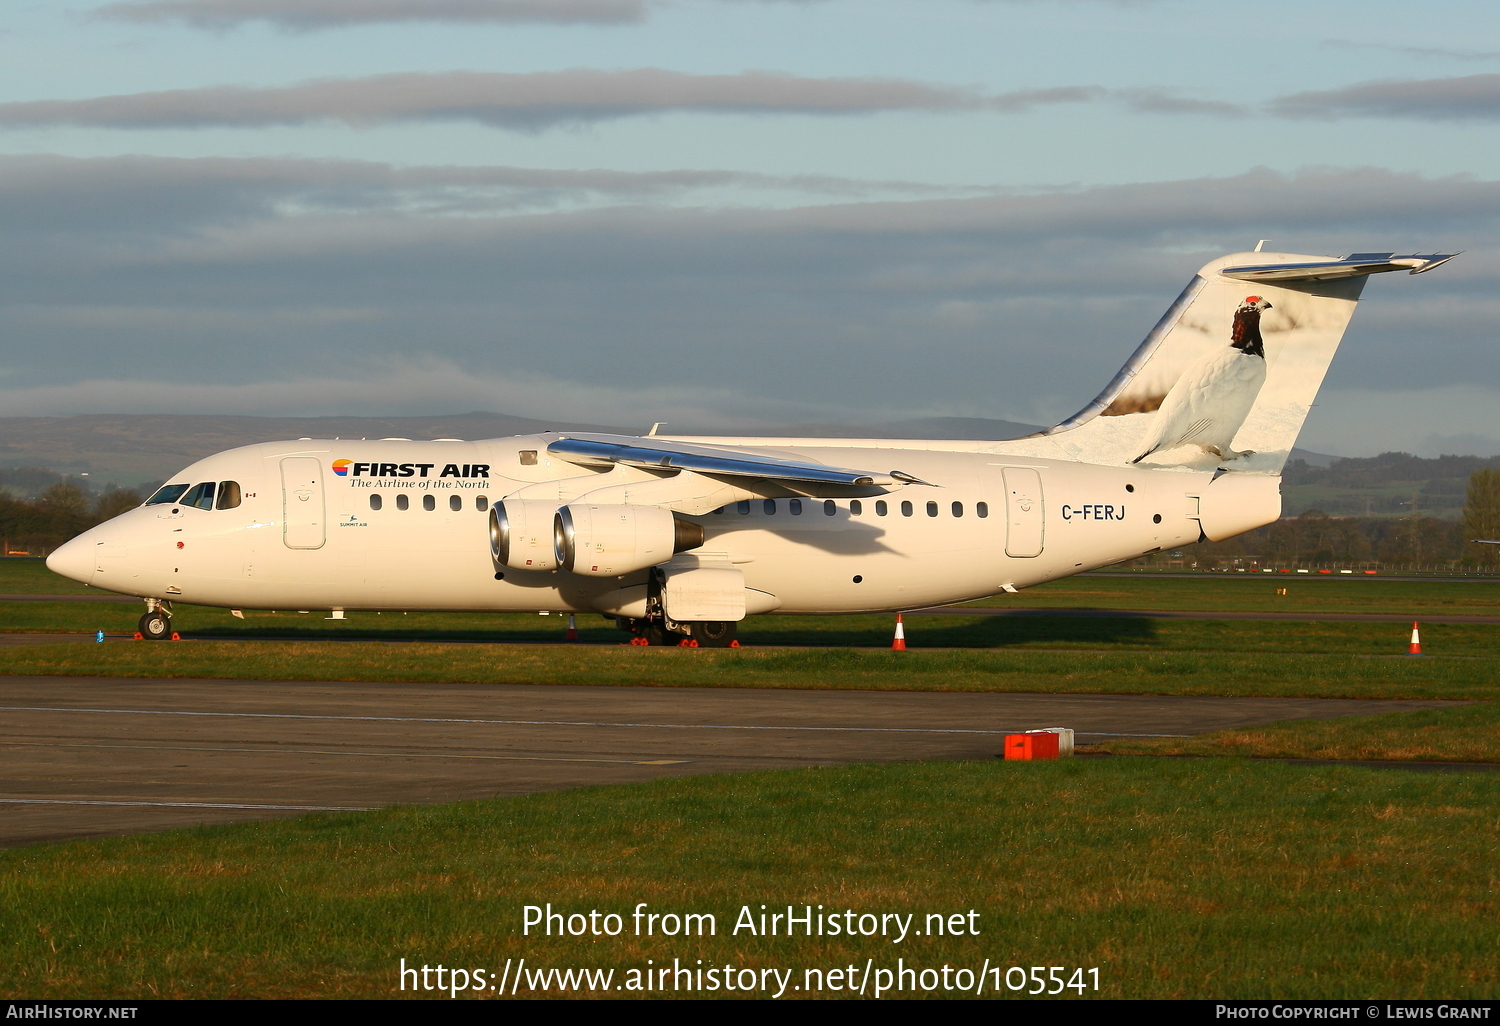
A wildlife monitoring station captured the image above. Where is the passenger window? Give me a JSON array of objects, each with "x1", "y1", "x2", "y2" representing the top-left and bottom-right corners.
[
  {"x1": 216, "y1": 481, "x2": 242, "y2": 510},
  {"x1": 977, "y1": 501, "x2": 989, "y2": 518},
  {"x1": 449, "y1": 495, "x2": 462, "y2": 512},
  {"x1": 147, "y1": 483, "x2": 190, "y2": 506},
  {"x1": 181, "y1": 482, "x2": 216, "y2": 510},
  {"x1": 370, "y1": 494, "x2": 383, "y2": 511},
  {"x1": 396, "y1": 494, "x2": 410, "y2": 511},
  {"x1": 926, "y1": 501, "x2": 938, "y2": 517},
  {"x1": 952, "y1": 501, "x2": 963, "y2": 518},
  {"x1": 737, "y1": 500, "x2": 750, "y2": 515},
  {"x1": 789, "y1": 499, "x2": 802, "y2": 515},
  {"x1": 423, "y1": 494, "x2": 436, "y2": 511},
  {"x1": 519, "y1": 450, "x2": 538, "y2": 466},
  {"x1": 901, "y1": 500, "x2": 913, "y2": 517},
  {"x1": 875, "y1": 500, "x2": 887, "y2": 516},
  {"x1": 850, "y1": 500, "x2": 862, "y2": 516},
  {"x1": 763, "y1": 499, "x2": 776, "y2": 515},
  {"x1": 477, "y1": 496, "x2": 489, "y2": 512},
  {"x1": 824, "y1": 499, "x2": 836, "y2": 516}
]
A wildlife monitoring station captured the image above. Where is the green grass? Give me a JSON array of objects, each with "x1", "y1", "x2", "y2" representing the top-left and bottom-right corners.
[
  {"x1": 0, "y1": 557, "x2": 94, "y2": 595},
  {"x1": 964, "y1": 574, "x2": 1500, "y2": 615},
  {"x1": 14, "y1": 554, "x2": 1500, "y2": 614},
  {"x1": 3, "y1": 757, "x2": 1496, "y2": 999},
  {"x1": 3, "y1": 638, "x2": 1497, "y2": 701},
  {"x1": 1099, "y1": 701, "x2": 1500, "y2": 765},
  {"x1": 10, "y1": 600, "x2": 1500, "y2": 658}
]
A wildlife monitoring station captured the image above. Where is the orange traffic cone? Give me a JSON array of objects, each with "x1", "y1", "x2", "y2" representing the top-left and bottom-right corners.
[
  {"x1": 1408, "y1": 621, "x2": 1423, "y2": 656},
  {"x1": 565, "y1": 614, "x2": 578, "y2": 642},
  {"x1": 891, "y1": 613, "x2": 907, "y2": 651}
]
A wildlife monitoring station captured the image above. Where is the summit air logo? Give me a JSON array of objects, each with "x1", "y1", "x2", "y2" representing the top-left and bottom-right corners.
[{"x1": 331, "y1": 460, "x2": 490, "y2": 479}]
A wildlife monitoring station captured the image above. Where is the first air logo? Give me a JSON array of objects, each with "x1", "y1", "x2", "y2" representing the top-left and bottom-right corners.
[{"x1": 331, "y1": 460, "x2": 490, "y2": 479}]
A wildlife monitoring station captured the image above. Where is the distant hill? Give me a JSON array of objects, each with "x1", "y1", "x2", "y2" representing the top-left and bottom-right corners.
[
  {"x1": 1282, "y1": 452, "x2": 1500, "y2": 519},
  {"x1": 734, "y1": 416, "x2": 1044, "y2": 440},
  {"x1": 0, "y1": 412, "x2": 624, "y2": 487}
]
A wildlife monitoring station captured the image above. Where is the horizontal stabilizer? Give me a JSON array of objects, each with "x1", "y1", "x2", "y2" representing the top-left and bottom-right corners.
[
  {"x1": 1221, "y1": 252, "x2": 1458, "y2": 282},
  {"x1": 548, "y1": 433, "x2": 897, "y2": 487}
]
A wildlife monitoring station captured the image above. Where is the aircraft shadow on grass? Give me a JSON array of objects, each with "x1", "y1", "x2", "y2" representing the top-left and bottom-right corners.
[{"x1": 188, "y1": 610, "x2": 1159, "y2": 649}]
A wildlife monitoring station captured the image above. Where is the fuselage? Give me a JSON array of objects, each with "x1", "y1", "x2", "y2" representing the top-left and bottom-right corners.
[{"x1": 49, "y1": 434, "x2": 1231, "y2": 614}]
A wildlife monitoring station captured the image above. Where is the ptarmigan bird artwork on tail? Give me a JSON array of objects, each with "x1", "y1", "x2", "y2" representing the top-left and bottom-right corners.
[{"x1": 1133, "y1": 296, "x2": 1271, "y2": 464}]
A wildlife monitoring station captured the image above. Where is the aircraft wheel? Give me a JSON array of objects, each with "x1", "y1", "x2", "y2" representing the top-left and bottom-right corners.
[
  {"x1": 138, "y1": 610, "x2": 171, "y2": 641},
  {"x1": 687, "y1": 621, "x2": 737, "y2": 648},
  {"x1": 642, "y1": 623, "x2": 676, "y2": 647}
]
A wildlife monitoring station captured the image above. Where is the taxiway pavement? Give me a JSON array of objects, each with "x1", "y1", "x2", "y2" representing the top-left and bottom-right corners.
[{"x1": 0, "y1": 674, "x2": 1462, "y2": 849}]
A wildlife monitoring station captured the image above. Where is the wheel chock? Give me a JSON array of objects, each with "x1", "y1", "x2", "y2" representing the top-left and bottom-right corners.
[
  {"x1": 132, "y1": 632, "x2": 143, "y2": 640},
  {"x1": 627, "y1": 637, "x2": 650, "y2": 646},
  {"x1": 678, "y1": 638, "x2": 699, "y2": 647},
  {"x1": 170, "y1": 632, "x2": 181, "y2": 641},
  {"x1": 729, "y1": 640, "x2": 741, "y2": 648}
]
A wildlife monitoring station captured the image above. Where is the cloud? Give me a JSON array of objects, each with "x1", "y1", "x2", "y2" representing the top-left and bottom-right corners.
[
  {"x1": 1118, "y1": 88, "x2": 1248, "y2": 118},
  {"x1": 1321, "y1": 39, "x2": 1500, "y2": 63},
  {"x1": 0, "y1": 157, "x2": 1493, "y2": 444},
  {"x1": 0, "y1": 358, "x2": 840, "y2": 426},
  {"x1": 1272, "y1": 73, "x2": 1500, "y2": 121},
  {"x1": 0, "y1": 154, "x2": 988, "y2": 243},
  {"x1": 0, "y1": 71, "x2": 1102, "y2": 132},
  {"x1": 89, "y1": 0, "x2": 1152, "y2": 31},
  {"x1": 91, "y1": 0, "x2": 648, "y2": 30}
]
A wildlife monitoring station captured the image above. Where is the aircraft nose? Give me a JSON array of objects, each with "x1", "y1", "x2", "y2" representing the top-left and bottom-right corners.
[{"x1": 46, "y1": 534, "x2": 97, "y2": 585}]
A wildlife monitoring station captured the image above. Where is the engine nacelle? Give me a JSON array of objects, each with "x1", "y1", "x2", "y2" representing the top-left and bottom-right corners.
[
  {"x1": 490, "y1": 499, "x2": 562, "y2": 571},
  {"x1": 555, "y1": 503, "x2": 704, "y2": 577}
]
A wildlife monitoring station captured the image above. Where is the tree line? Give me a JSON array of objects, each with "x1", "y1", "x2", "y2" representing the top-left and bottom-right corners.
[
  {"x1": 0, "y1": 482, "x2": 142, "y2": 556},
  {"x1": 1145, "y1": 468, "x2": 1500, "y2": 569}
]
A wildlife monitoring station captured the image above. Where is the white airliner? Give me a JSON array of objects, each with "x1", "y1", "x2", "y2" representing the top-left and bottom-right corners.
[{"x1": 47, "y1": 249, "x2": 1455, "y2": 646}]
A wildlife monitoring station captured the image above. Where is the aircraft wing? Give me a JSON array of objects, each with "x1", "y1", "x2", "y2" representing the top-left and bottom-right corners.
[
  {"x1": 1221, "y1": 252, "x2": 1458, "y2": 282},
  {"x1": 547, "y1": 433, "x2": 906, "y2": 488}
]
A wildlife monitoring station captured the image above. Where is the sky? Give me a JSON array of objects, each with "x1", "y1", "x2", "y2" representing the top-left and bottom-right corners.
[{"x1": 2, "y1": 0, "x2": 1499, "y2": 456}]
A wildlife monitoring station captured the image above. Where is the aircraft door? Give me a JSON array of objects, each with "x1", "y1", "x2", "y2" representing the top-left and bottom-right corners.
[
  {"x1": 1002, "y1": 467, "x2": 1045, "y2": 557},
  {"x1": 281, "y1": 457, "x2": 326, "y2": 550}
]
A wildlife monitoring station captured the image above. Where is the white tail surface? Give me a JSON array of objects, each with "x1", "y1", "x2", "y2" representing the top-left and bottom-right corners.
[{"x1": 991, "y1": 250, "x2": 1455, "y2": 473}]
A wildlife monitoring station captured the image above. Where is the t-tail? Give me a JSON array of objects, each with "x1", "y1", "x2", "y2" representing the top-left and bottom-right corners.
[{"x1": 992, "y1": 250, "x2": 1457, "y2": 473}]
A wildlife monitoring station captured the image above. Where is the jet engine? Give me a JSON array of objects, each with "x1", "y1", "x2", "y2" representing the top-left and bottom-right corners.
[
  {"x1": 554, "y1": 503, "x2": 704, "y2": 576},
  {"x1": 490, "y1": 499, "x2": 564, "y2": 571}
]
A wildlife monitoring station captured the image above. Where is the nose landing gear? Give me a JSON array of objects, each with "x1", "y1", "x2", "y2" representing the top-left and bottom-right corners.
[{"x1": 137, "y1": 599, "x2": 173, "y2": 641}]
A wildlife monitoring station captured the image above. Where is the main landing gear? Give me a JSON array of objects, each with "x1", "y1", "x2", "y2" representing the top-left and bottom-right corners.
[
  {"x1": 138, "y1": 599, "x2": 173, "y2": 641},
  {"x1": 618, "y1": 616, "x2": 739, "y2": 648},
  {"x1": 614, "y1": 569, "x2": 740, "y2": 647}
]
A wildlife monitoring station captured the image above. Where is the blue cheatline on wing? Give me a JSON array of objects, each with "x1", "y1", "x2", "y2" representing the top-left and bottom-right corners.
[
  {"x1": 991, "y1": 250, "x2": 1458, "y2": 474},
  {"x1": 547, "y1": 433, "x2": 902, "y2": 488}
]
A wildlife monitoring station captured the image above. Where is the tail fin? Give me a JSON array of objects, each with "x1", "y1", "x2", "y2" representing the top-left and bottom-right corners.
[{"x1": 994, "y1": 250, "x2": 1456, "y2": 472}]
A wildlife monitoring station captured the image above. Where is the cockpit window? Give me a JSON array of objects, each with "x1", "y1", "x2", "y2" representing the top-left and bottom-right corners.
[
  {"x1": 216, "y1": 481, "x2": 242, "y2": 510},
  {"x1": 180, "y1": 482, "x2": 216, "y2": 510},
  {"x1": 146, "y1": 484, "x2": 190, "y2": 506}
]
